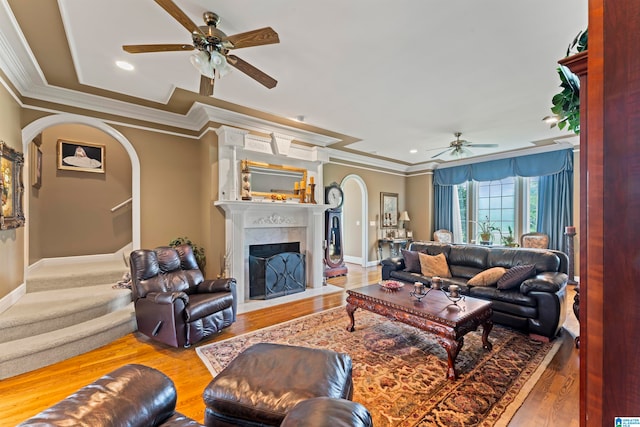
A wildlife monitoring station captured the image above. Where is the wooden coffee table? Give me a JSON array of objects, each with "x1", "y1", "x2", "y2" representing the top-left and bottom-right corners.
[{"x1": 346, "y1": 283, "x2": 493, "y2": 380}]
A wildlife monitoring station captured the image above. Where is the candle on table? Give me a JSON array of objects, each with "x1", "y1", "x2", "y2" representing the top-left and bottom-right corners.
[
  {"x1": 565, "y1": 226, "x2": 576, "y2": 234},
  {"x1": 310, "y1": 176, "x2": 314, "y2": 184},
  {"x1": 300, "y1": 180, "x2": 306, "y2": 189},
  {"x1": 448, "y1": 284, "x2": 459, "y2": 298},
  {"x1": 294, "y1": 182, "x2": 299, "y2": 190},
  {"x1": 414, "y1": 282, "x2": 424, "y2": 295},
  {"x1": 431, "y1": 277, "x2": 442, "y2": 290}
]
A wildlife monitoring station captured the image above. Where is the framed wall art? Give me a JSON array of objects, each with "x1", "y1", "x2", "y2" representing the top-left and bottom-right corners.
[
  {"x1": 380, "y1": 192, "x2": 398, "y2": 229},
  {"x1": 57, "y1": 139, "x2": 105, "y2": 173},
  {"x1": 0, "y1": 141, "x2": 25, "y2": 230},
  {"x1": 31, "y1": 143, "x2": 42, "y2": 189}
]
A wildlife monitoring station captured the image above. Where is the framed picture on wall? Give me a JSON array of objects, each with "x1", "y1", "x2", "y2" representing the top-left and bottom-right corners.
[
  {"x1": 31, "y1": 143, "x2": 42, "y2": 189},
  {"x1": 57, "y1": 139, "x2": 105, "y2": 173},
  {"x1": 0, "y1": 141, "x2": 25, "y2": 230},
  {"x1": 380, "y1": 192, "x2": 398, "y2": 228}
]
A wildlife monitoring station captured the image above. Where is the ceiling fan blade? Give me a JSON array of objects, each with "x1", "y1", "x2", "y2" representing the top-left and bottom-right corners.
[
  {"x1": 467, "y1": 144, "x2": 499, "y2": 148},
  {"x1": 224, "y1": 27, "x2": 280, "y2": 49},
  {"x1": 431, "y1": 149, "x2": 451, "y2": 159},
  {"x1": 154, "y1": 0, "x2": 204, "y2": 35},
  {"x1": 123, "y1": 44, "x2": 194, "y2": 53},
  {"x1": 200, "y1": 75, "x2": 214, "y2": 96},
  {"x1": 227, "y1": 55, "x2": 277, "y2": 89}
]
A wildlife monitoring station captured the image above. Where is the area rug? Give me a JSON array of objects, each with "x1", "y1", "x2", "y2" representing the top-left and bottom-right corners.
[{"x1": 196, "y1": 306, "x2": 561, "y2": 427}]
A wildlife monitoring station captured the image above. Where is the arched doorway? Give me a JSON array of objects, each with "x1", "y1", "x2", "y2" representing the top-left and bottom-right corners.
[
  {"x1": 21, "y1": 114, "x2": 140, "y2": 269},
  {"x1": 340, "y1": 174, "x2": 368, "y2": 267}
]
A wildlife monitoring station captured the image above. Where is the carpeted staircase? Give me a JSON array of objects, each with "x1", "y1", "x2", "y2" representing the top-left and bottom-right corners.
[{"x1": 0, "y1": 257, "x2": 136, "y2": 379}]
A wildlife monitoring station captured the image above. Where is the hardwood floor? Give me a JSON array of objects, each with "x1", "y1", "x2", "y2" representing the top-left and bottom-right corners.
[{"x1": 0, "y1": 265, "x2": 579, "y2": 426}]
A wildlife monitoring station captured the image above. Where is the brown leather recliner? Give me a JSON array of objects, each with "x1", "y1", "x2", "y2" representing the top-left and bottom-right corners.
[{"x1": 129, "y1": 244, "x2": 236, "y2": 348}]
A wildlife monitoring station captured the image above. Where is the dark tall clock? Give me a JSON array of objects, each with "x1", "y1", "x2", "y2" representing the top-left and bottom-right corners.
[{"x1": 324, "y1": 182, "x2": 348, "y2": 278}]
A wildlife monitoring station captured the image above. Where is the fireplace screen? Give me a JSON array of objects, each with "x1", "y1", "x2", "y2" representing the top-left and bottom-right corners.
[{"x1": 249, "y1": 242, "x2": 306, "y2": 299}]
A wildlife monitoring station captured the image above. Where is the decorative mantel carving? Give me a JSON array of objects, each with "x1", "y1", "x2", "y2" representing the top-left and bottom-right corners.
[{"x1": 254, "y1": 213, "x2": 294, "y2": 225}]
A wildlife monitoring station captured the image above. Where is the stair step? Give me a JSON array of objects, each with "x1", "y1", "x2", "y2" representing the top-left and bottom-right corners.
[
  {"x1": 0, "y1": 304, "x2": 136, "y2": 380},
  {"x1": 27, "y1": 260, "x2": 128, "y2": 292},
  {"x1": 0, "y1": 284, "x2": 132, "y2": 344}
]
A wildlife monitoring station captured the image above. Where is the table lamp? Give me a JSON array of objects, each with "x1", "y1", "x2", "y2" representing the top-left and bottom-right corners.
[{"x1": 399, "y1": 211, "x2": 410, "y2": 229}]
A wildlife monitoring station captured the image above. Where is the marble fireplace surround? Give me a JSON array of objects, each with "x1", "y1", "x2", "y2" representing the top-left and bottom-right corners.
[{"x1": 214, "y1": 201, "x2": 329, "y2": 303}]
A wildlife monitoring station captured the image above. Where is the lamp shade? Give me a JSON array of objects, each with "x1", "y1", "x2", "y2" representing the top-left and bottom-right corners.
[{"x1": 399, "y1": 211, "x2": 410, "y2": 222}]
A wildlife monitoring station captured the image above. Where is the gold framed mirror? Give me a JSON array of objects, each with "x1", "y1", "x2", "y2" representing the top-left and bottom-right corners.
[{"x1": 244, "y1": 161, "x2": 307, "y2": 198}]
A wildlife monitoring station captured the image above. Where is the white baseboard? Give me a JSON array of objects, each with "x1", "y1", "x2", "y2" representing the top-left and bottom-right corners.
[
  {"x1": 344, "y1": 255, "x2": 363, "y2": 265},
  {"x1": 0, "y1": 283, "x2": 26, "y2": 315},
  {"x1": 28, "y1": 243, "x2": 133, "y2": 272}
]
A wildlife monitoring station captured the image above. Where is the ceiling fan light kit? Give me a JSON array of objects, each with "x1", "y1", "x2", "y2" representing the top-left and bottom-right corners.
[
  {"x1": 190, "y1": 50, "x2": 231, "y2": 79},
  {"x1": 122, "y1": 0, "x2": 279, "y2": 96}
]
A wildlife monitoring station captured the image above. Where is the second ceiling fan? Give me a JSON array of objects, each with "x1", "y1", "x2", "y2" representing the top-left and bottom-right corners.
[
  {"x1": 431, "y1": 132, "x2": 498, "y2": 159},
  {"x1": 122, "y1": 0, "x2": 280, "y2": 96}
]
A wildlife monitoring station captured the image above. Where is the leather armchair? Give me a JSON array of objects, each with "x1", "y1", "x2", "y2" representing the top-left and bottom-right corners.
[{"x1": 129, "y1": 244, "x2": 236, "y2": 348}]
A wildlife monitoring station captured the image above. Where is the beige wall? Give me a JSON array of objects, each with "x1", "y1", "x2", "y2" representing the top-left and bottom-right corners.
[
  {"x1": 112, "y1": 126, "x2": 210, "y2": 264},
  {"x1": 29, "y1": 124, "x2": 132, "y2": 262},
  {"x1": 406, "y1": 172, "x2": 434, "y2": 242},
  {"x1": 324, "y1": 162, "x2": 407, "y2": 263},
  {"x1": 0, "y1": 83, "x2": 24, "y2": 299}
]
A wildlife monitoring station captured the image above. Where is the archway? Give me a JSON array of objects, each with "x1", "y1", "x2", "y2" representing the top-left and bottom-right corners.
[
  {"x1": 340, "y1": 174, "x2": 368, "y2": 267},
  {"x1": 21, "y1": 114, "x2": 140, "y2": 270}
]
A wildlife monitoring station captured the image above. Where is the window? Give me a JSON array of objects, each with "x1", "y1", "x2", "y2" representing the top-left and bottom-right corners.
[
  {"x1": 527, "y1": 177, "x2": 539, "y2": 232},
  {"x1": 453, "y1": 177, "x2": 538, "y2": 244}
]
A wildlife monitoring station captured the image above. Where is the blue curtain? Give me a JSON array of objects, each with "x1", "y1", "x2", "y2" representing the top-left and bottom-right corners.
[
  {"x1": 434, "y1": 184, "x2": 453, "y2": 232},
  {"x1": 434, "y1": 149, "x2": 574, "y2": 185},
  {"x1": 433, "y1": 149, "x2": 574, "y2": 251},
  {"x1": 538, "y1": 170, "x2": 573, "y2": 251}
]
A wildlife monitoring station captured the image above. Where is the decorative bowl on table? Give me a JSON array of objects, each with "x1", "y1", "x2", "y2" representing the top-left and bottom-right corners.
[{"x1": 379, "y1": 280, "x2": 404, "y2": 292}]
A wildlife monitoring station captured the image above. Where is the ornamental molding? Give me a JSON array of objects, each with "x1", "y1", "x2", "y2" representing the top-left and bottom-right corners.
[{"x1": 254, "y1": 213, "x2": 294, "y2": 225}]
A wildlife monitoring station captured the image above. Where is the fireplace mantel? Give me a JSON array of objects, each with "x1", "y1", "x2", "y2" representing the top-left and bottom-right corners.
[{"x1": 214, "y1": 200, "x2": 330, "y2": 303}]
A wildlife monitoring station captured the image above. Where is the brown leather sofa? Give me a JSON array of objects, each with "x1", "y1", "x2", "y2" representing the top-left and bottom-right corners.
[
  {"x1": 382, "y1": 241, "x2": 569, "y2": 340},
  {"x1": 129, "y1": 244, "x2": 236, "y2": 348},
  {"x1": 18, "y1": 364, "x2": 203, "y2": 426}
]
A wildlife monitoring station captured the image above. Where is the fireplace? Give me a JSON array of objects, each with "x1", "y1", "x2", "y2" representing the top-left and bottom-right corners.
[
  {"x1": 214, "y1": 200, "x2": 328, "y2": 303},
  {"x1": 249, "y1": 242, "x2": 305, "y2": 299}
]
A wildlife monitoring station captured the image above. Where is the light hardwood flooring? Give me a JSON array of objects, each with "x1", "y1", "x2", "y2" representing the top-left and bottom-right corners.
[{"x1": 0, "y1": 264, "x2": 579, "y2": 426}]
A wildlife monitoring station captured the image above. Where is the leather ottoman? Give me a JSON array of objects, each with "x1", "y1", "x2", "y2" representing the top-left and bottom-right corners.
[
  {"x1": 281, "y1": 397, "x2": 373, "y2": 427},
  {"x1": 203, "y1": 343, "x2": 354, "y2": 426}
]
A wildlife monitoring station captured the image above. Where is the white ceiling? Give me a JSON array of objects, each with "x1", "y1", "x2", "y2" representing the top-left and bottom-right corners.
[{"x1": 10, "y1": 0, "x2": 587, "y2": 166}]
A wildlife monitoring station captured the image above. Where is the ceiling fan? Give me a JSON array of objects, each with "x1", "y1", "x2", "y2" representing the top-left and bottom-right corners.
[
  {"x1": 431, "y1": 132, "x2": 498, "y2": 159},
  {"x1": 122, "y1": 0, "x2": 280, "y2": 96}
]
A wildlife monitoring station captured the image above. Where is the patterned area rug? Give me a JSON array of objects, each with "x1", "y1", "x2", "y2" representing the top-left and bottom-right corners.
[{"x1": 196, "y1": 306, "x2": 561, "y2": 427}]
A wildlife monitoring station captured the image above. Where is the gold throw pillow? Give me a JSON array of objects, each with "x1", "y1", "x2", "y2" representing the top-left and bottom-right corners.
[
  {"x1": 467, "y1": 267, "x2": 507, "y2": 286},
  {"x1": 418, "y1": 252, "x2": 452, "y2": 278}
]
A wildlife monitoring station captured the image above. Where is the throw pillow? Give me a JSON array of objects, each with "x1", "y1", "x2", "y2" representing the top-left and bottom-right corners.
[
  {"x1": 467, "y1": 267, "x2": 507, "y2": 287},
  {"x1": 497, "y1": 264, "x2": 537, "y2": 290},
  {"x1": 418, "y1": 252, "x2": 452, "y2": 278},
  {"x1": 401, "y1": 249, "x2": 421, "y2": 273}
]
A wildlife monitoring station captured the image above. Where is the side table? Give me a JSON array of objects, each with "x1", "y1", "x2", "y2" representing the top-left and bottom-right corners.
[{"x1": 377, "y1": 238, "x2": 410, "y2": 260}]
